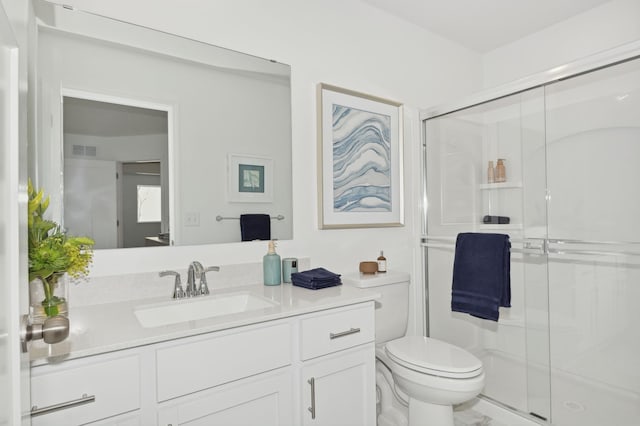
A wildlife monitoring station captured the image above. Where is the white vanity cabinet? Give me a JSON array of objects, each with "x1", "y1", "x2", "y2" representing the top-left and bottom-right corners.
[
  {"x1": 30, "y1": 300, "x2": 376, "y2": 426},
  {"x1": 157, "y1": 368, "x2": 293, "y2": 426},
  {"x1": 301, "y1": 345, "x2": 375, "y2": 426},
  {"x1": 299, "y1": 304, "x2": 377, "y2": 426},
  {"x1": 154, "y1": 321, "x2": 294, "y2": 426}
]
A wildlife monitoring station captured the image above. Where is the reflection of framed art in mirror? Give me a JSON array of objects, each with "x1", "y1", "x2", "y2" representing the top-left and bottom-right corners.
[{"x1": 227, "y1": 154, "x2": 273, "y2": 203}]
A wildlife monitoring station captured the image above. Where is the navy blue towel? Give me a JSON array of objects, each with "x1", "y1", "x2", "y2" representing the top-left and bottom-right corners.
[
  {"x1": 451, "y1": 233, "x2": 511, "y2": 321},
  {"x1": 240, "y1": 214, "x2": 271, "y2": 241},
  {"x1": 291, "y1": 267, "x2": 342, "y2": 290}
]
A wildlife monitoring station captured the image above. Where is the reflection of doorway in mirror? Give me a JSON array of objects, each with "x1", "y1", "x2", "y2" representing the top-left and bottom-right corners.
[
  {"x1": 64, "y1": 158, "x2": 118, "y2": 250},
  {"x1": 62, "y1": 91, "x2": 171, "y2": 249}
]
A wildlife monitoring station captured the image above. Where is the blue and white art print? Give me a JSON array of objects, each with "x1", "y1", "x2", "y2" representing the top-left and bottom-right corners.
[
  {"x1": 319, "y1": 84, "x2": 404, "y2": 228},
  {"x1": 332, "y1": 105, "x2": 391, "y2": 212}
]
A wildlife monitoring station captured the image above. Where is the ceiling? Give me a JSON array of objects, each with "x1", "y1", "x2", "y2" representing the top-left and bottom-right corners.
[
  {"x1": 362, "y1": 0, "x2": 612, "y2": 52},
  {"x1": 64, "y1": 97, "x2": 168, "y2": 137}
]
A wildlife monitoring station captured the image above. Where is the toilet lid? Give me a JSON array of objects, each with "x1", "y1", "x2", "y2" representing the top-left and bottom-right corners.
[{"x1": 385, "y1": 336, "x2": 483, "y2": 379}]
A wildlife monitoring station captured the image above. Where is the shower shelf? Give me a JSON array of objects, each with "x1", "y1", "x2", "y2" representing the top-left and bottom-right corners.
[
  {"x1": 478, "y1": 224, "x2": 522, "y2": 231},
  {"x1": 479, "y1": 182, "x2": 523, "y2": 190}
]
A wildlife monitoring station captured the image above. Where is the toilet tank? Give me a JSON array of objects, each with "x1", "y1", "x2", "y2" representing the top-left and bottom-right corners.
[{"x1": 342, "y1": 271, "x2": 410, "y2": 344}]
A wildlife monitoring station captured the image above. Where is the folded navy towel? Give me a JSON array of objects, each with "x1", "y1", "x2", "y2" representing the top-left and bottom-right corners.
[
  {"x1": 291, "y1": 267, "x2": 342, "y2": 290},
  {"x1": 451, "y1": 233, "x2": 511, "y2": 321},
  {"x1": 240, "y1": 214, "x2": 271, "y2": 241},
  {"x1": 292, "y1": 279, "x2": 342, "y2": 290}
]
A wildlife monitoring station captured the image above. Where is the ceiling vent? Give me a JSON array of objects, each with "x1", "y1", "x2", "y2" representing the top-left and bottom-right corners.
[{"x1": 71, "y1": 144, "x2": 97, "y2": 157}]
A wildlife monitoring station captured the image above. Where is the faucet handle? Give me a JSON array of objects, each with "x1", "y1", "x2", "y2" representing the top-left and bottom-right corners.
[
  {"x1": 159, "y1": 270, "x2": 185, "y2": 299},
  {"x1": 198, "y1": 266, "x2": 220, "y2": 296}
]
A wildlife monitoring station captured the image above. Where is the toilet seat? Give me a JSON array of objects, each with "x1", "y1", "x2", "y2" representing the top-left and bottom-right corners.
[{"x1": 385, "y1": 336, "x2": 483, "y2": 379}]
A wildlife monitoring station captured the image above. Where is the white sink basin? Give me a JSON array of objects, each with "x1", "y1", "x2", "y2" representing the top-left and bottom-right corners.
[{"x1": 134, "y1": 292, "x2": 279, "y2": 328}]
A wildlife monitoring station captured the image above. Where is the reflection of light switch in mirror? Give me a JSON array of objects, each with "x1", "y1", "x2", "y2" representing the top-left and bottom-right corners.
[{"x1": 185, "y1": 212, "x2": 200, "y2": 227}]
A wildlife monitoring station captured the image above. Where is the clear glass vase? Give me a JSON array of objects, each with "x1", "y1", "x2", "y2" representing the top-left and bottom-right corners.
[{"x1": 29, "y1": 272, "x2": 69, "y2": 324}]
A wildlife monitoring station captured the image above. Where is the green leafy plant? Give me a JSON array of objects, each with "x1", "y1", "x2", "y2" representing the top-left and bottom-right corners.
[{"x1": 28, "y1": 179, "x2": 94, "y2": 317}]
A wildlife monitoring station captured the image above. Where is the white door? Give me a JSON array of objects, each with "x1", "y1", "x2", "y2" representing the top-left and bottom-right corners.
[
  {"x1": 0, "y1": 3, "x2": 30, "y2": 425},
  {"x1": 64, "y1": 158, "x2": 118, "y2": 249}
]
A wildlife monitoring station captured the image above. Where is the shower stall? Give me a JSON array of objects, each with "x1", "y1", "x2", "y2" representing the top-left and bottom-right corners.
[{"x1": 421, "y1": 48, "x2": 640, "y2": 425}]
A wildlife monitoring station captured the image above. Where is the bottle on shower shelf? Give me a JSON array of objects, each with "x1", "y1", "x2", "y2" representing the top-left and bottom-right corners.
[
  {"x1": 495, "y1": 158, "x2": 506, "y2": 183},
  {"x1": 487, "y1": 161, "x2": 495, "y2": 183}
]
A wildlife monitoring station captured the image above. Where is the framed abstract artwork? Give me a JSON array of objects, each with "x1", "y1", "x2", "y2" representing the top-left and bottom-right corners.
[
  {"x1": 317, "y1": 83, "x2": 404, "y2": 228},
  {"x1": 227, "y1": 154, "x2": 273, "y2": 202}
]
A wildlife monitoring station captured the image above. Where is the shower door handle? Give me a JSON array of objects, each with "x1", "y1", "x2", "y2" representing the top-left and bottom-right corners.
[{"x1": 521, "y1": 239, "x2": 546, "y2": 255}]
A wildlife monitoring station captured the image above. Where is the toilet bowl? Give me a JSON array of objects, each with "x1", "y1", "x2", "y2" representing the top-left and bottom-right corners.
[
  {"x1": 385, "y1": 336, "x2": 485, "y2": 425},
  {"x1": 343, "y1": 271, "x2": 485, "y2": 426}
]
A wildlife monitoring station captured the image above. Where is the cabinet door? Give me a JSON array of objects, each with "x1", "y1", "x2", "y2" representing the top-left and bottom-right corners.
[
  {"x1": 157, "y1": 369, "x2": 293, "y2": 426},
  {"x1": 301, "y1": 344, "x2": 375, "y2": 426}
]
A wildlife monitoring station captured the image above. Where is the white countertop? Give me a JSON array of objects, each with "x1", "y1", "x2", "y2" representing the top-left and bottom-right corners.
[{"x1": 30, "y1": 282, "x2": 379, "y2": 366}]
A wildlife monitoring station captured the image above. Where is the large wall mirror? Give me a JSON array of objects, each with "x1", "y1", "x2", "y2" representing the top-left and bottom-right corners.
[{"x1": 32, "y1": 0, "x2": 293, "y2": 249}]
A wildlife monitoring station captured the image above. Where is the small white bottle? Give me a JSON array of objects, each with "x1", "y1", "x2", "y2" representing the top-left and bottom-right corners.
[
  {"x1": 487, "y1": 161, "x2": 495, "y2": 183},
  {"x1": 377, "y1": 251, "x2": 387, "y2": 273}
]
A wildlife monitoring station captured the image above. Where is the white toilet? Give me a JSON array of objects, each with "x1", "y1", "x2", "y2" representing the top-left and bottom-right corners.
[{"x1": 343, "y1": 271, "x2": 485, "y2": 426}]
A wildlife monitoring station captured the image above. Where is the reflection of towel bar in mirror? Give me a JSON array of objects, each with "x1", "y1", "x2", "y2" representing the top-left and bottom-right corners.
[{"x1": 216, "y1": 215, "x2": 285, "y2": 222}]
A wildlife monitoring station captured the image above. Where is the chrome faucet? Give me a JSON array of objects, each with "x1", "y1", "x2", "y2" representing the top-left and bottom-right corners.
[
  {"x1": 185, "y1": 261, "x2": 203, "y2": 297},
  {"x1": 159, "y1": 270, "x2": 185, "y2": 299},
  {"x1": 160, "y1": 263, "x2": 220, "y2": 299},
  {"x1": 198, "y1": 265, "x2": 220, "y2": 295}
]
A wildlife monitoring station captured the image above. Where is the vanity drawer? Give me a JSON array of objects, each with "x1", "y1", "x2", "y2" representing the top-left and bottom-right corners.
[
  {"x1": 156, "y1": 322, "x2": 292, "y2": 401},
  {"x1": 31, "y1": 354, "x2": 140, "y2": 426},
  {"x1": 300, "y1": 303, "x2": 375, "y2": 361}
]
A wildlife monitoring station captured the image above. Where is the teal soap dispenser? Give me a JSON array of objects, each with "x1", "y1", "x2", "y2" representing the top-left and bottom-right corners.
[{"x1": 263, "y1": 240, "x2": 282, "y2": 286}]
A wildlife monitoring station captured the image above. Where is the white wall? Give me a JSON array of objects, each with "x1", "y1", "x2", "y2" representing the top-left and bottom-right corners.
[
  {"x1": 53, "y1": 0, "x2": 483, "y2": 336},
  {"x1": 483, "y1": 0, "x2": 640, "y2": 88}
]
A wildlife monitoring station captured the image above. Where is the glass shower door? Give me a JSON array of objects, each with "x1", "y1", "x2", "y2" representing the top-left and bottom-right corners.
[
  {"x1": 423, "y1": 86, "x2": 551, "y2": 420},
  {"x1": 544, "y1": 57, "x2": 640, "y2": 425}
]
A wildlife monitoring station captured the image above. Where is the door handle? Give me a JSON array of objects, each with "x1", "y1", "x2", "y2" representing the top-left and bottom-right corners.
[{"x1": 20, "y1": 314, "x2": 69, "y2": 353}]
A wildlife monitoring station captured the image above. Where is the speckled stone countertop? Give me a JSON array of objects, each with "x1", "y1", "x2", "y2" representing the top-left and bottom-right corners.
[{"x1": 30, "y1": 281, "x2": 379, "y2": 366}]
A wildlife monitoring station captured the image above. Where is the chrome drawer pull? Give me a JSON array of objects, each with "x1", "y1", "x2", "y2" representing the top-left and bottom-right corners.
[
  {"x1": 308, "y1": 378, "x2": 316, "y2": 419},
  {"x1": 31, "y1": 393, "x2": 96, "y2": 417},
  {"x1": 329, "y1": 327, "x2": 361, "y2": 340}
]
